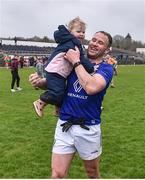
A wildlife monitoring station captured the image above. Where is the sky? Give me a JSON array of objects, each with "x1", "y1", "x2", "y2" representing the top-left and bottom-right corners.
[{"x1": 0, "y1": 0, "x2": 145, "y2": 43}]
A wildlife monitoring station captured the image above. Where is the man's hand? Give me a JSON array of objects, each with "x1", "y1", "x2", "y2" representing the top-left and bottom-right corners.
[
  {"x1": 29, "y1": 73, "x2": 40, "y2": 87},
  {"x1": 29, "y1": 73, "x2": 47, "y2": 89},
  {"x1": 64, "y1": 46, "x2": 80, "y2": 65}
]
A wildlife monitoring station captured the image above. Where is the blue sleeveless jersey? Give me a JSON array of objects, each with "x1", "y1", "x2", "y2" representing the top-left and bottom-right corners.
[{"x1": 59, "y1": 61, "x2": 113, "y2": 125}]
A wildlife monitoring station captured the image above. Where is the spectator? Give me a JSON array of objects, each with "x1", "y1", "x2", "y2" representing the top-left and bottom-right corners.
[
  {"x1": 19, "y1": 56, "x2": 24, "y2": 68},
  {"x1": 35, "y1": 58, "x2": 46, "y2": 78},
  {"x1": 10, "y1": 55, "x2": 22, "y2": 92},
  {"x1": 4, "y1": 55, "x2": 11, "y2": 69}
]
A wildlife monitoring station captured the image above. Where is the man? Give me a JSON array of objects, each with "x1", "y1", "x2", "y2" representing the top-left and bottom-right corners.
[
  {"x1": 11, "y1": 55, "x2": 22, "y2": 92},
  {"x1": 29, "y1": 31, "x2": 114, "y2": 178}
]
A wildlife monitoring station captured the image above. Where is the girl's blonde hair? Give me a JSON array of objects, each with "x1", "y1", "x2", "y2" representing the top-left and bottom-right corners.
[{"x1": 67, "y1": 17, "x2": 86, "y2": 31}]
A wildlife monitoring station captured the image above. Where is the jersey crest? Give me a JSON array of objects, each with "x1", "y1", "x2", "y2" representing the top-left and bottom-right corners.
[{"x1": 73, "y1": 79, "x2": 83, "y2": 92}]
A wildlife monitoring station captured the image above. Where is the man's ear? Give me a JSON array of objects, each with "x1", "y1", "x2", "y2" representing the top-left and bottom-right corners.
[
  {"x1": 104, "y1": 47, "x2": 112, "y2": 55},
  {"x1": 104, "y1": 49, "x2": 110, "y2": 55}
]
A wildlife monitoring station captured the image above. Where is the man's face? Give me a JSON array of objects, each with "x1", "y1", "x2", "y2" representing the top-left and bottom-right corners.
[{"x1": 87, "y1": 32, "x2": 110, "y2": 59}]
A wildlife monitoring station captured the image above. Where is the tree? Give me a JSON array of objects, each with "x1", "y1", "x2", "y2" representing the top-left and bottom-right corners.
[
  {"x1": 42, "y1": 36, "x2": 49, "y2": 42},
  {"x1": 113, "y1": 35, "x2": 124, "y2": 48},
  {"x1": 125, "y1": 33, "x2": 132, "y2": 40}
]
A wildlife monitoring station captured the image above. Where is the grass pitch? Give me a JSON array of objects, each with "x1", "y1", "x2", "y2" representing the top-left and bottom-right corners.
[{"x1": 0, "y1": 65, "x2": 145, "y2": 178}]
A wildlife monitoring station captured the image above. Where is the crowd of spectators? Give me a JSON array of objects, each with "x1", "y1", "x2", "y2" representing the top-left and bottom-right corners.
[{"x1": 0, "y1": 50, "x2": 48, "y2": 68}]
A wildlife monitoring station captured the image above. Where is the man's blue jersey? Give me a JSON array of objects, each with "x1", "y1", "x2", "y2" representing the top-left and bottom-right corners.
[{"x1": 59, "y1": 61, "x2": 113, "y2": 125}]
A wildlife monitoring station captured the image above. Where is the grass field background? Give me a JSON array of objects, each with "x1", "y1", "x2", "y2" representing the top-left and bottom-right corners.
[{"x1": 0, "y1": 65, "x2": 145, "y2": 178}]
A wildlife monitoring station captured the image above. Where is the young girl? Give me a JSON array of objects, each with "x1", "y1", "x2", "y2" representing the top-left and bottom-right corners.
[{"x1": 33, "y1": 17, "x2": 94, "y2": 117}]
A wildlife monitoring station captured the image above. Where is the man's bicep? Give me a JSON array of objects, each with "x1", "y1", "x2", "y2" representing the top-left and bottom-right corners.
[
  {"x1": 93, "y1": 74, "x2": 106, "y2": 92},
  {"x1": 85, "y1": 74, "x2": 106, "y2": 95}
]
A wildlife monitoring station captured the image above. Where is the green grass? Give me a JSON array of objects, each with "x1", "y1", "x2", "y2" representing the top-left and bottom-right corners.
[{"x1": 0, "y1": 66, "x2": 145, "y2": 178}]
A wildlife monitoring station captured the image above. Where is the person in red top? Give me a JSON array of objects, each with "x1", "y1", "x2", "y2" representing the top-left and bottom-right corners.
[{"x1": 10, "y1": 55, "x2": 22, "y2": 92}]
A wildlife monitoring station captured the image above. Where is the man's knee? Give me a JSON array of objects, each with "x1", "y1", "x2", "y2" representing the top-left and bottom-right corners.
[
  {"x1": 84, "y1": 157, "x2": 100, "y2": 179},
  {"x1": 86, "y1": 166, "x2": 100, "y2": 179},
  {"x1": 51, "y1": 168, "x2": 67, "y2": 179}
]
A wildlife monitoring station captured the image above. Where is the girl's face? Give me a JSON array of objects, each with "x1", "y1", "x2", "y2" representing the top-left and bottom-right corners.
[{"x1": 71, "y1": 24, "x2": 85, "y2": 43}]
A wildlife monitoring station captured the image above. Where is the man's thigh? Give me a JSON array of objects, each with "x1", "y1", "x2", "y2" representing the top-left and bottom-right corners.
[{"x1": 51, "y1": 153, "x2": 75, "y2": 178}]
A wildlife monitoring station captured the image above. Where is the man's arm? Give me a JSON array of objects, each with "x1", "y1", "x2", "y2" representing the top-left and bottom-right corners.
[
  {"x1": 29, "y1": 73, "x2": 47, "y2": 90},
  {"x1": 75, "y1": 66, "x2": 106, "y2": 95},
  {"x1": 65, "y1": 47, "x2": 106, "y2": 95}
]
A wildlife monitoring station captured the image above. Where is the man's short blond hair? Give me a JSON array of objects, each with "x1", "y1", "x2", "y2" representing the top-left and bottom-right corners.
[{"x1": 67, "y1": 17, "x2": 86, "y2": 31}]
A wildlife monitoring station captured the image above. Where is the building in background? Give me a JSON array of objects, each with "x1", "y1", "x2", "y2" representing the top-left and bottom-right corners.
[{"x1": 136, "y1": 48, "x2": 145, "y2": 55}]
